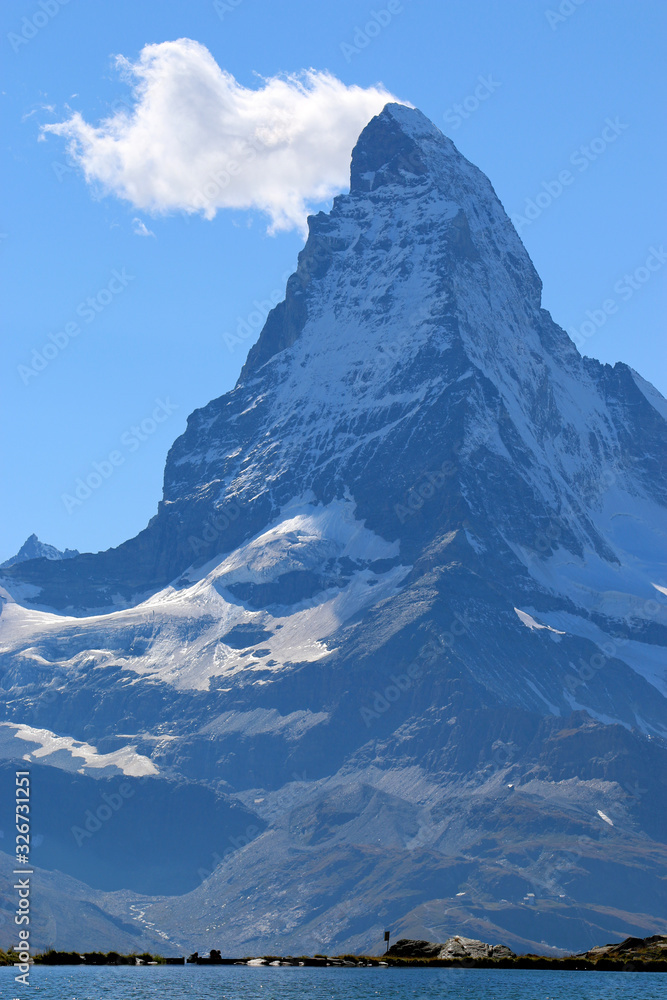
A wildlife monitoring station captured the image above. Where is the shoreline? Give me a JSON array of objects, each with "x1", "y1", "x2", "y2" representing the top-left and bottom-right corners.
[{"x1": 2, "y1": 951, "x2": 665, "y2": 973}]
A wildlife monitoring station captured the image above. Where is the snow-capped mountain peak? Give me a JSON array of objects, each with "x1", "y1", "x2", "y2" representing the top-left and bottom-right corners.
[
  {"x1": 0, "y1": 533, "x2": 79, "y2": 568},
  {"x1": 0, "y1": 103, "x2": 665, "y2": 956}
]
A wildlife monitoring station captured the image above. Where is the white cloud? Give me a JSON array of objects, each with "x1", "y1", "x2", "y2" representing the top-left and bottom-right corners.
[
  {"x1": 132, "y1": 217, "x2": 155, "y2": 237},
  {"x1": 42, "y1": 39, "x2": 402, "y2": 233},
  {"x1": 22, "y1": 103, "x2": 55, "y2": 122}
]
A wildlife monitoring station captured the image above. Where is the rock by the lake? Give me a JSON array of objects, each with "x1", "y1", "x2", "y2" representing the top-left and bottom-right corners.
[
  {"x1": 387, "y1": 936, "x2": 515, "y2": 960},
  {"x1": 386, "y1": 939, "x2": 442, "y2": 958},
  {"x1": 579, "y1": 934, "x2": 667, "y2": 961},
  {"x1": 439, "y1": 936, "x2": 515, "y2": 960}
]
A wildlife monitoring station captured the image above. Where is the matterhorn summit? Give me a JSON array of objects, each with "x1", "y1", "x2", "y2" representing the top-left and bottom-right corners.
[{"x1": 0, "y1": 104, "x2": 665, "y2": 955}]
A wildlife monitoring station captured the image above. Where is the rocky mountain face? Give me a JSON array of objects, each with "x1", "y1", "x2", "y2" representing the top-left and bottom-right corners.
[
  {"x1": 0, "y1": 534, "x2": 79, "y2": 568},
  {"x1": 0, "y1": 104, "x2": 666, "y2": 957}
]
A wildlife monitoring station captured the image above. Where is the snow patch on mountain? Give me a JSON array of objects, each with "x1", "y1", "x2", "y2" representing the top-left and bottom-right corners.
[
  {"x1": 202, "y1": 496, "x2": 400, "y2": 588},
  {"x1": 0, "y1": 722, "x2": 158, "y2": 776},
  {"x1": 0, "y1": 498, "x2": 410, "y2": 692},
  {"x1": 514, "y1": 608, "x2": 565, "y2": 634}
]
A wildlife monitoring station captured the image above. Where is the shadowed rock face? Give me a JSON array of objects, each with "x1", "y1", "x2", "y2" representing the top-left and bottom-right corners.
[{"x1": 0, "y1": 104, "x2": 665, "y2": 957}]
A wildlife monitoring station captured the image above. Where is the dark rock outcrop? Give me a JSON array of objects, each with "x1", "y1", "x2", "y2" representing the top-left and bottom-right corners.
[
  {"x1": 388, "y1": 936, "x2": 515, "y2": 960},
  {"x1": 579, "y1": 934, "x2": 667, "y2": 962}
]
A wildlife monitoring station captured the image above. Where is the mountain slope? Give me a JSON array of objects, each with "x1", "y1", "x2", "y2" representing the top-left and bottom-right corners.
[{"x1": 0, "y1": 104, "x2": 665, "y2": 954}]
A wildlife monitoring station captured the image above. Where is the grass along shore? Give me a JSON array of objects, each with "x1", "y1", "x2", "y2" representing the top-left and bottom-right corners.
[{"x1": 0, "y1": 945, "x2": 665, "y2": 972}]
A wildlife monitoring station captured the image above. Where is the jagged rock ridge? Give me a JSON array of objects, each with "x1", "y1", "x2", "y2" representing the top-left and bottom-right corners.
[{"x1": 0, "y1": 533, "x2": 79, "y2": 568}]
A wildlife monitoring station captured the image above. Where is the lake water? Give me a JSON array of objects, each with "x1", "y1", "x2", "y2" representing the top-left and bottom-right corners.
[{"x1": 1, "y1": 965, "x2": 663, "y2": 998}]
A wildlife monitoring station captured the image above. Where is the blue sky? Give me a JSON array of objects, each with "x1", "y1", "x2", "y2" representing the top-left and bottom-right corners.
[{"x1": 2, "y1": 0, "x2": 665, "y2": 562}]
